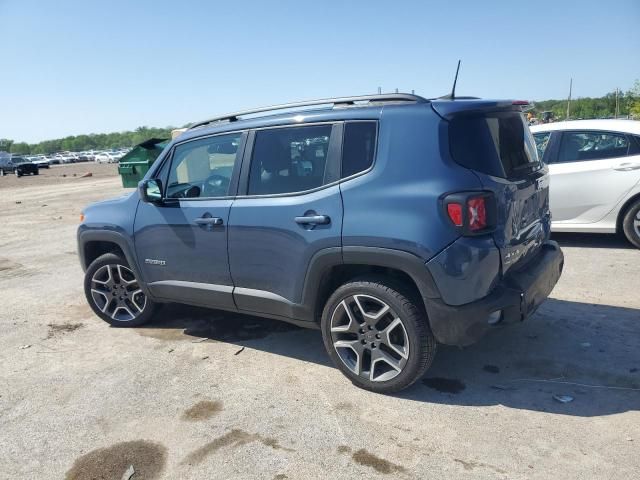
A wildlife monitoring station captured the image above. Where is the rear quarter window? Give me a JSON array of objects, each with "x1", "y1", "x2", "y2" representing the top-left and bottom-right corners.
[
  {"x1": 341, "y1": 121, "x2": 377, "y2": 178},
  {"x1": 533, "y1": 132, "x2": 551, "y2": 161}
]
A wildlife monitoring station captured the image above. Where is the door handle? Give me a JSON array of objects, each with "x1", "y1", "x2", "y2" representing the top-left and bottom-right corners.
[
  {"x1": 613, "y1": 163, "x2": 640, "y2": 171},
  {"x1": 194, "y1": 217, "x2": 223, "y2": 226},
  {"x1": 294, "y1": 215, "x2": 331, "y2": 225}
]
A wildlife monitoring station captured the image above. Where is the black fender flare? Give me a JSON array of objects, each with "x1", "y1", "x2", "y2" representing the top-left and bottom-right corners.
[
  {"x1": 77, "y1": 228, "x2": 153, "y2": 298},
  {"x1": 299, "y1": 246, "x2": 441, "y2": 322}
]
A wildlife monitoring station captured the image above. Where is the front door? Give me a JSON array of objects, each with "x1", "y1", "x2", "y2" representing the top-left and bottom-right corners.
[
  {"x1": 228, "y1": 123, "x2": 343, "y2": 320},
  {"x1": 549, "y1": 130, "x2": 640, "y2": 223},
  {"x1": 134, "y1": 131, "x2": 246, "y2": 309}
]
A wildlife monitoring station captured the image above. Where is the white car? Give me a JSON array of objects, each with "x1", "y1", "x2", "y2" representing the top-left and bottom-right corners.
[
  {"x1": 94, "y1": 153, "x2": 110, "y2": 163},
  {"x1": 531, "y1": 119, "x2": 640, "y2": 248},
  {"x1": 94, "y1": 152, "x2": 117, "y2": 163},
  {"x1": 31, "y1": 156, "x2": 51, "y2": 169}
]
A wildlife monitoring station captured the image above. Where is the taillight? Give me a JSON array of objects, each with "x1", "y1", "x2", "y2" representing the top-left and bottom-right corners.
[
  {"x1": 443, "y1": 192, "x2": 495, "y2": 235},
  {"x1": 446, "y1": 203, "x2": 463, "y2": 226},
  {"x1": 467, "y1": 196, "x2": 487, "y2": 231}
]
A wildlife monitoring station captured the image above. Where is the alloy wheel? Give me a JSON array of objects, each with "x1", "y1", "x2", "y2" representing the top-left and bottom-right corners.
[
  {"x1": 90, "y1": 264, "x2": 146, "y2": 322},
  {"x1": 330, "y1": 294, "x2": 409, "y2": 382},
  {"x1": 634, "y1": 210, "x2": 640, "y2": 238}
]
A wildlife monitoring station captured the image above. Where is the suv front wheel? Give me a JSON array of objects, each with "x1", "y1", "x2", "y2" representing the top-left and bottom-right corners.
[
  {"x1": 321, "y1": 276, "x2": 436, "y2": 393},
  {"x1": 84, "y1": 253, "x2": 156, "y2": 327}
]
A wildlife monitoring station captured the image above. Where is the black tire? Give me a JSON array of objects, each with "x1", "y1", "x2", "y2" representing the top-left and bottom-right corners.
[
  {"x1": 84, "y1": 252, "x2": 156, "y2": 327},
  {"x1": 15, "y1": 169, "x2": 21, "y2": 177},
  {"x1": 622, "y1": 199, "x2": 640, "y2": 249},
  {"x1": 33, "y1": 170, "x2": 39, "y2": 175},
  {"x1": 321, "y1": 276, "x2": 436, "y2": 393}
]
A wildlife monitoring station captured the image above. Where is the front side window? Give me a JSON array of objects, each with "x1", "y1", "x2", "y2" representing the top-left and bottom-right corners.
[
  {"x1": 341, "y1": 122, "x2": 377, "y2": 178},
  {"x1": 166, "y1": 133, "x2": 242, "y2": 199},
  {"x1": 558, "y1": 131, "x2": 629, "y2": 163},
  {"x1": 533, "y1": 132, "x2": 551, "y2": 161},
  {"x1": 248, "y1": 125, "x2": 332, "y2": 195}
]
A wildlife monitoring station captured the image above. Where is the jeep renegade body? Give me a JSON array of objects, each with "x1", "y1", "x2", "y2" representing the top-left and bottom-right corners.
[{"x1": 78, "y1": 93, "x2": 564, "y2": 393}]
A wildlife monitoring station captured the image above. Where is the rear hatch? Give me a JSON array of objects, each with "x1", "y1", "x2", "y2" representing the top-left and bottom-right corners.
[{"x1": 434, "y1": 100, "x2": 551, "y2": 274}]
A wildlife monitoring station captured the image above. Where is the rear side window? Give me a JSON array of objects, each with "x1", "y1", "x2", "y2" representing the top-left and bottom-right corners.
[
  {"x1": 449, "y1": 112, "x2": 539, "y2": 178},
  {"x1": 248, "y1": 125, "x2": 332, "y2": 195},
  {"x1": 341, "y1": 121, "x2": 377, "y2": 178},
  {"x1": 557, "y1": 131, "x2": 629, "y2": 163}
]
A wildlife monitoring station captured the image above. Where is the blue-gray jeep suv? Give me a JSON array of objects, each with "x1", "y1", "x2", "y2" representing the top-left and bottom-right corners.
[{"x1": 78, "y1": 93, "x2": 563, "y2": 392}]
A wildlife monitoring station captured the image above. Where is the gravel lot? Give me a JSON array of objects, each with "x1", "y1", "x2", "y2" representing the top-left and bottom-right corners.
[{"x1": 1, "y1": 164, "x2": 638, "y2": 479}]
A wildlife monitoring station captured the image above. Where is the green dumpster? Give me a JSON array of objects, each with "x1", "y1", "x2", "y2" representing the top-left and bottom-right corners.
[{"x1": 118, "y1": 138, "x2": 169, "y2": 188}]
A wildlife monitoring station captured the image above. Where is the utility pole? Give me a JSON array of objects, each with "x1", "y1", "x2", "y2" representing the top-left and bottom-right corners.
[
  {"x1": 615, "y1": 88, "x2": 620, "y2": 118},
  {"x1": 566, "y1": 78, "x2": 572, "y2": 120},
  {"x1": 377, "y1": 86, "x2": 381, "y2": 94}
]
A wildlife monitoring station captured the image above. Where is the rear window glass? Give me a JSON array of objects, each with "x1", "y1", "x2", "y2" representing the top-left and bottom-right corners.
[
  {"x1": 341, "y1": 122, "x2": 377, "y2": 178},
  {"x1": 449, "y1": 112, "x2": 540, "y2": 178}
]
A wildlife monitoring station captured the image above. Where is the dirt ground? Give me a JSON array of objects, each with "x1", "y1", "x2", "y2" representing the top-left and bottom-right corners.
[
  {"x1": 0, "y1": 162, "x2": 120, "y2": 188},
  {"x1": 0, "y1": 164, "x2": 638, "y2": 479}
]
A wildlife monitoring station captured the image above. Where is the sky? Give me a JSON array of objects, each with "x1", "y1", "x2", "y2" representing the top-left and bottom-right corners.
[{"x1": 1, "y1": 0, "x2": 639, "y2": 143}]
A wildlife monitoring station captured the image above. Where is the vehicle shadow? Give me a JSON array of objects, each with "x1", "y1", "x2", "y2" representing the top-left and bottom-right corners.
[
  {"x1": 137, "y1": 298, "x2": 640, "y2": 417},
  {"x1": 397, "y1": 298, "x2": 640, "y2": 416},
  {"x1": 552, "y1": 232, "x2": 633, "y2": 249},
  {"x1": 137, "y1": 303, "x2": 332, "y2": 368}
]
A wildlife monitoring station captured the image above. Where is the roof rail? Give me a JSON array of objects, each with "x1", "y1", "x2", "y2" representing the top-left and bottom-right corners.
[{"x1": 188, "y1": 93, "x2": 428, "y2": 130}]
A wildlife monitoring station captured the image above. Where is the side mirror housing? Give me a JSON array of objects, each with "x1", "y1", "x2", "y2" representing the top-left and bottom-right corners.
[{"x1": 139, "y1": 179, "x2": 163, "y2": 203}]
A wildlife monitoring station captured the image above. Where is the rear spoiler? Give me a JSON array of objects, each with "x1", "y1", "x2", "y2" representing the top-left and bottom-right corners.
[{"x1": 431, "y1": 99, "x2": 527, "y2": 120}]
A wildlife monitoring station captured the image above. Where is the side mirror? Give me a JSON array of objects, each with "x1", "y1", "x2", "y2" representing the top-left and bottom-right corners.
[{"x1": 139, "y1": 179, "x2": 163, "y2": 203}]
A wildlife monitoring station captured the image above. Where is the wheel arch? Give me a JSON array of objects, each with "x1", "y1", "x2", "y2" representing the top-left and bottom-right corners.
[
  {"x1": 616, "y1": 191, "x2": 640, "y2": 233},
  {"x1": 301, "y1": 246, "x2": 441, "y2": 324},
  {"x1": 78, "y1": 229, "x2": 149, "y2": 294}
]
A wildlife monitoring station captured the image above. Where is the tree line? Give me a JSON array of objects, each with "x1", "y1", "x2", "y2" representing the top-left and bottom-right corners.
[
  {"x1": 2, "y1": 82, "x2": 639, "y2": 155},
  {"x1": 531, "y1": 81, "x2": 640, "y2": 121},
  {"x1": 0, "y1": 126, "x2": 175, "y2": 155}
]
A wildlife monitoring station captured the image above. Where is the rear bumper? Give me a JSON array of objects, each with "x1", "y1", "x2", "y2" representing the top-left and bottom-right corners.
[{"x1": 425, "y1": 240, "x2": 564, "y2": 346}]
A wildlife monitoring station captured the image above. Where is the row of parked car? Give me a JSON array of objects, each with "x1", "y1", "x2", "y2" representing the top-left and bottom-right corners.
[
  {"x1": 18, "y1": 149, "x2": 131, "y2": 168},
  {"x1": 0, "y1": 153, "x2": 40, "y2": 176}
]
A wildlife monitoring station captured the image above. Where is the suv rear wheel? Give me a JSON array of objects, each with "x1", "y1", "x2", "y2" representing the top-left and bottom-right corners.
[
  {"x1": 84, "y1": 253, "x2": 156, "y2": 327},
  {"x1": 321, "y1": 276, "x2": 436, "y2": 393},
  {"x1": 622, "y1": 199, "x2": 640, "y2": 249}
]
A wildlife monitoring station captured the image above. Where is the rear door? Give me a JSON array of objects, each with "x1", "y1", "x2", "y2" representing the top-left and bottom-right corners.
[
  {"x1": 227, "y1": 123, "x2": 343, "y2": 319},
  {"x1": 546, "y1": 130, "x2": 640, "y2": 223},
  {"x1": 446, "y1": 107, "x2": 550, "y2": 272}
]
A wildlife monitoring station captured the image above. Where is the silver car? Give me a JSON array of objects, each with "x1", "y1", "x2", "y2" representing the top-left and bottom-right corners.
[{"x1": 531, "y1": 120, "x2": 640, "y2": 248}]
